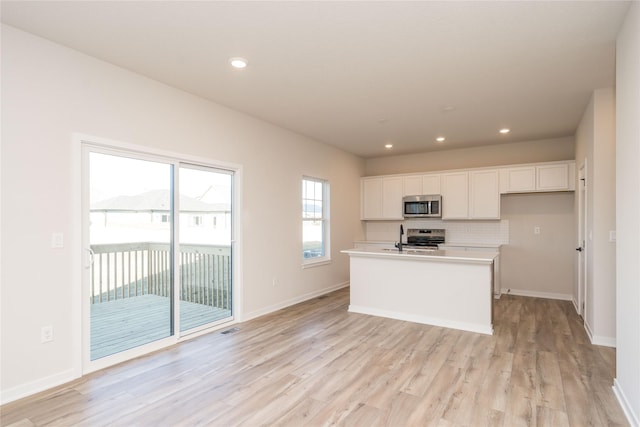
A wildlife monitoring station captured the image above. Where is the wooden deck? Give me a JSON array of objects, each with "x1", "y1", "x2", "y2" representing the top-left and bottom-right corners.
[{"x1": 90, "y1": 294, "x2": 231, "y2": 360}]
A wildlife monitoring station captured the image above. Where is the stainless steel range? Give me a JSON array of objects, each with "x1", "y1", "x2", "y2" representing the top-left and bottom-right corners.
[{"x1": 406, "y1": 228, "x2": 445, "y2": 248}]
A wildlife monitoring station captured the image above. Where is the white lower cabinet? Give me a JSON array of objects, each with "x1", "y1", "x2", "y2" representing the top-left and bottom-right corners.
[{"x1": 439, "y1": 244, "x2": 502, "y2": 298}]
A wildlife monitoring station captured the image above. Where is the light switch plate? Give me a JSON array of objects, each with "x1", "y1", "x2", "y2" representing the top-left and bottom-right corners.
[
  {"x1": 51, "y1": 232, "x2": 64, "y2": 248},
  {"x1": 609, "y1": 230, "x2": 616, "y2": 242}
]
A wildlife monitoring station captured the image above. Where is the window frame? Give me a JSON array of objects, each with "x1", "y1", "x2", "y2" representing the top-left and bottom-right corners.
[{"x1": 302, "y1": 176, "x2": 330, "y2": 267}]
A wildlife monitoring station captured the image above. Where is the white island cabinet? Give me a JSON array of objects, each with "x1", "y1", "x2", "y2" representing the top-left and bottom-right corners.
[{"x1": 342, "y1": 247, "x2": 496, "y2": 335}]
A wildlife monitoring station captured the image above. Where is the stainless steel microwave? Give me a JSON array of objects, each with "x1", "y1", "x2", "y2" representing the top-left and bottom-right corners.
[{"x1": 403, "y1": 195, "x2": 442, "y2": 218}]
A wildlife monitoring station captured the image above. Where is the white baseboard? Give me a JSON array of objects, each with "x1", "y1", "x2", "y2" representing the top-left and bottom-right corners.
[
  {"x1": 572, "y1": 297, "x2": 579, "y2": 314},
  {"x1": 348, "y1": 304, "x2": 493, "y2": 336},
  {"x1": 613, "y1": 379, "x2": 640, "y2": 427},
  {"x1": 501, "y1": 288, "x2": 572, "y2": 301},
  {"x1": 583, "y1": 317, "x2": 616, "y2": 347},
  {"x1": 584, "y1": 318, "x2": 595, "y2": 342},
  {"x1": 590, "y1": 334, "x2": 616, "y2": 348},
  {"x1": 0, "y1": 368, "x2": 79, "y2": 405},
  {"x1": 242, "y1": 281, "x2": 349, "y2": 322}
]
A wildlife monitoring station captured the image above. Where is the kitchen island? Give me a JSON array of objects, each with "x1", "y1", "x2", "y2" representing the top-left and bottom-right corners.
[{"x1": 341, "y1": 247, "x2": 497, "y2": 335}]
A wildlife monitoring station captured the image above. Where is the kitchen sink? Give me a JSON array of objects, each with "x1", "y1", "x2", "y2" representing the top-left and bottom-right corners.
[{"x1": 382, "y1": 248, "x2": 437, "y2": 254}]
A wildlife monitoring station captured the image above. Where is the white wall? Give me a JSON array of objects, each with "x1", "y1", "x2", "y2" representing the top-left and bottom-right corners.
[
  {"x1": 575, "y1": 88, "x2": 617, "y2": 346},
  {"x1": 614, "y1": 2, "x2": 640, "y2": 425},
  {"x1": 0, "y1": 25, "x2": 365, "y2": 402},
  {"x1": 500, "y1": 193, "x2": 575, "y2": 300}
]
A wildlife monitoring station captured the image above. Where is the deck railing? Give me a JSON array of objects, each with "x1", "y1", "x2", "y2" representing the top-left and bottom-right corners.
[{"x1": 90, "y1": 242, "x2": 231, "y2": 309}]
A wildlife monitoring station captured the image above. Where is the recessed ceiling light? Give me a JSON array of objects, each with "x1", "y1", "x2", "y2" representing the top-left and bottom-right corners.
[
  {"x1": 229, "y1": 57, "x2": 248, "y2": 69},
  {"x1": 384, "y1": 143, "x2": 393, "y2": 149},
  {"x1": 436, "y1": 137, "x2": 446, "y2": 143},
  {"x1": 499, "y1": 128, "x2": 510, "y2": 134}
]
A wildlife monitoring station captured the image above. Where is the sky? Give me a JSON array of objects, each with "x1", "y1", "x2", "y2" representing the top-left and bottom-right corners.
[{"x1": 90, "y1": 152, "x2": 232, "y2": 204}]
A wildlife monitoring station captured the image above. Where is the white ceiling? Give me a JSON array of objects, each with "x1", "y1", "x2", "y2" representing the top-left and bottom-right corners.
[{"x1": 1, "y1": 1, "x2": 630, "y2": 158}]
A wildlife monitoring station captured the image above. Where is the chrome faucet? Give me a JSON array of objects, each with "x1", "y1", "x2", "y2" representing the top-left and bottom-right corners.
[{"x1": 395, "y1": 224, "x2": 404, "y2": 251}]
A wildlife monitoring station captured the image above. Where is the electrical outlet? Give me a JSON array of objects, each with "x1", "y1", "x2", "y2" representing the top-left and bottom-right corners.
[
  {"x1": 41, "y1": 325, "x2": 54, "y2": 343},
  {"x1": 272, "y1": 277, "x2": 278, "y2": 287},
  {"x1": 534, "y1": 226, "x2": 541, "y2": 235}
]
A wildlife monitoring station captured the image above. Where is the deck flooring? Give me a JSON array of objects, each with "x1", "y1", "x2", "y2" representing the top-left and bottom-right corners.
[{"x1": 91, "y1": 294, "x2": 231, "y2": 360}]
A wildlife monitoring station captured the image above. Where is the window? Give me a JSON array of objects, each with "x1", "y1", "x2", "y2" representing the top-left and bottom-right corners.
[
  {"x1": 302, "y1": 177, "x2": 329, "y2": 265},
  {"x1": 190, "y1": 215, "x2": 203, "y2": 227}
]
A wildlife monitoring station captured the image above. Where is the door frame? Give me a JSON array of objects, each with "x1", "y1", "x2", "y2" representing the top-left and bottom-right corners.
[
  {"x1": 577, "y1": 160, "x2": 587, "y2": 318},
  {"x1": 74, "y1": 133, "x2": 243, "y2": 375}
]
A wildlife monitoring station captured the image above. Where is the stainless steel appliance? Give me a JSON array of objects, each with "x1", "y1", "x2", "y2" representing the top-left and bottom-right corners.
[
  {"x1": 406, "y1": 228, "x2": 445, "y2": 248},
  {"x1": 403, "y1": 194, "x2": 442, "y2": 218}
]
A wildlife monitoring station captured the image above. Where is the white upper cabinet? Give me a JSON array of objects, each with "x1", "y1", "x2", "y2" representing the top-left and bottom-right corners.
[
  {"x1": 500, "y1": 167, "x2": 536, "y2": 192},
  {"x1": 382, "y1": 177, "x2": 404, "y2": 219},
  {"x1": 537, "y1": 163, "x2": 574, "y2": 191},
  {"x1": 442, "y1": 170, "x2": 500, "y2": 220},
  {"x1": 361, "y1": 177, "x2": 383, "y2": 219},
  {"x1": 361, "y1": 160, "x2": 574, "y2": 221},
  {"x1": 361, "y1": 176, "x2": 403, "y2": 220},
  {"x1": 403, "y1": 175, "x2": 423, "y2": 196},
  {"x1": 500, "y1": 161, "x2": 575, "y2": 193},
  {"x1": 402, "y1": 173, "x2": 441, "y2": 196},
  {"x1": 422, "y1": 174, "x2": 441, "y2": 195},
  {"x1": 441, "y1": 172, "x2": 469, "y2": 219},
  {"x1": 469, "y1": 169, "x2": 500, "y2": 219}
]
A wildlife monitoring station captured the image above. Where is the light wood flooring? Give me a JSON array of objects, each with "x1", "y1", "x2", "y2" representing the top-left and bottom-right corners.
[{"x1": 1, "y1": 288, "x2": 628, "y2": 426}]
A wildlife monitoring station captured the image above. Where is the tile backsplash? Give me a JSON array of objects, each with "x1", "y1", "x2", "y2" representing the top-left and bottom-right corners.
[{"x1": 365, "y1": 219, "x2": 509, "y2": 245}]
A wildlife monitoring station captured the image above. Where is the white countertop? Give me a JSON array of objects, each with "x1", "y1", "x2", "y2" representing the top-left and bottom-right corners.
[
  {"x1": 353, "y1": 241, "x2": 503, "y2": 249},
  {"x1": 438, "y1": 242, "x2": 503, "y2": 249},
  {"x1": 342, "y1": 247, "x2": 497, "y2": 264}
]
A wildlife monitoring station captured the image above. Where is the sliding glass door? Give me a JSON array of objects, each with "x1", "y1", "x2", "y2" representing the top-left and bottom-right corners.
[
  {"x1": 85, "y1": 147, "x2": 233, "y2": 363},
  {"x1": 178, "y1": 165, "x2": 233, "y2": 332}
]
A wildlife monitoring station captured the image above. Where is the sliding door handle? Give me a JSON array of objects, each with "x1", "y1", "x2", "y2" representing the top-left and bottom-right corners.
[{"x1": 85, "y1": 248, "x2": 95, "y2": 269}]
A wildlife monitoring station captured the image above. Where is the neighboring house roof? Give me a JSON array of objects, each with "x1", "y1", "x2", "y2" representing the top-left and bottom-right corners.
[
  {"x1": 303, "y1": 203, "x2": 322, "y2": 214},
  {"x1": 91, "y1": 189, "x2": 230, "y2": 213}
]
